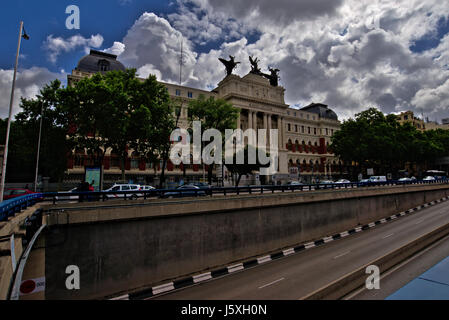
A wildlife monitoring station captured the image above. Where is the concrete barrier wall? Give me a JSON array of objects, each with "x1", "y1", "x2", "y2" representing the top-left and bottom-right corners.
[{"x1": 41, "y1": 184, "x2": 449, "y2": 299}]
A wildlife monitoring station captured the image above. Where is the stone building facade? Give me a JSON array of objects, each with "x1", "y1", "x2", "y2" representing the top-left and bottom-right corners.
[{"x1": 65, "y1": 50, "x2": 343, "y2": 186}]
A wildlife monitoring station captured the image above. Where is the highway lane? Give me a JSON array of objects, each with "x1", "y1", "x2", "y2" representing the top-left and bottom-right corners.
[
  {"x1": 348, "y1": 232, "x2": 449, "y2": 300},
  {"x1": 152, "y1": 199, "x2": 449, "y2": 300}
]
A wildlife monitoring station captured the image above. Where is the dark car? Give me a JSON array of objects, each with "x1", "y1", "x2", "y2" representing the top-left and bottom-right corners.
[
  {"x1": 190, "y1": 182, "x2": 212, "y2": 189},
  {"x1": 161, "y1": 185, "x2": 207, "y2": 199},
  {"x1": 3, "y1": 188, "x2": 38, "y2": 201}
]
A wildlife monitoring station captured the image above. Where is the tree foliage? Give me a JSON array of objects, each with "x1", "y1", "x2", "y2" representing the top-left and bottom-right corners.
[
  {"x1": 330, "y1": 107, "x2": 449, "y2": 178},
  {"x1": 188, "y1": 94, "x2": 239, "y2": 184}
]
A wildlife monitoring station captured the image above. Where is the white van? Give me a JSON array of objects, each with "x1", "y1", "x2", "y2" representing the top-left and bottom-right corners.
[{"x1": 104, "y1": 184, "x2": 142, "y2": 199}]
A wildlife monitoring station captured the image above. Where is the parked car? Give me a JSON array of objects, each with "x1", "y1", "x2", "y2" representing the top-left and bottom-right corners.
[
  {"x1": 103, "y1": 184, "x2": 142, "y2": 200},
  {"x1": 287, "y1": 181, "x2": 303, "y2": 186},
  {"x1": 161, "y1": 185, "x2": 206, "y2": 199},
  {"x1": 3, "y1": 188, "x2": 39, "y2": 201},
  {"x1": 369, "y1": 176, "x2": 387, "y2": 182},
  {"x1": 335, "y1": 179, "x2": 351, "y2": 184},
  {"x1": 319, "y1": 180, "x2": 334, "y2": 184},
  {"x1": 55, "y1": 188, "x2": 79, "y2": 201},
  {"x1": 189, "y1": 182, "x2": 212, "y2": 189},
  {"x1": 423, "y1": 176, "x2": 436, "y2": 181},
  {"x1": 398, "y1": 177, "x2": 412, "y2": 182},
  {"x1": 141, "y1": 185, "x2": 156, "y2": 191},
  {"x1": 286, "y1": 181, "x2": 303, "y2": 190}
]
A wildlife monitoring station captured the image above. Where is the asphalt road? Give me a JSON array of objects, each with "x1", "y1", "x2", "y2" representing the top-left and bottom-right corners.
[
  {"x1": 152, "y1": 199, "x2": 449, "y2": 300},
  {"x1": 348, "y1": 231, "x2": 449, "y2": 300}
]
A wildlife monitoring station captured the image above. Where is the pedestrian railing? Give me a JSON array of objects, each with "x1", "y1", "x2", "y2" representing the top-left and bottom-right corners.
[
  {"x1": 40, "y1": 179, "x2": 449, "y2": 204},
  {"x1": 0, "y1": 193, "x2": 43, "y2": 222}
]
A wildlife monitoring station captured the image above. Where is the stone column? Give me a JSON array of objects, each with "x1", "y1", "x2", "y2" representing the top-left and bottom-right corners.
[
  {"x1": 253, "y1": 112, "x2": 258, "y2": 132},
  {"x1": 277, "y1": 116, "x2": 282, "y2": 149},
  {"x1": 267, "y1": 113, "x2": 272, "y2": 146},
  {"x1": 237, "y1": 109, "x2": 241, "y2": 130},
  {"x1": 248, "y1": 110, "x2": 253, "y2": 129}
]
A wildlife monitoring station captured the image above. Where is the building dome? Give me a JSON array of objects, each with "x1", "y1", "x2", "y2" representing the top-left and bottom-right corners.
[
  {"x1": 76, "y1": 50, "x2": 126, "y2": 74},
  {"x1": 300, "y1": 103, "x2": 338, "y2": 121}
]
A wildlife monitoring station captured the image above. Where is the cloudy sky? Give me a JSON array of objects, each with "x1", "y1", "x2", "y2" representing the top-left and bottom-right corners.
[{"x1": 1, "y1": 0, "x2": 449, "y2": 121}]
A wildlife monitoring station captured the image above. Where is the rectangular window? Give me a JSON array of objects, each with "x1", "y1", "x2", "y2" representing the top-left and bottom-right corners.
[
  {"x1": 288, "y1": 123, "x2": 291, "y2": 131},
  {"x1": 176, "y1": 89, "x2": 181, "y2": 96},
  {"x1": 308, "y1": 127, "x2": 311, "y2": 134},
  {"x1": 188, "y1": 92, "x2": 193, "y2": 98},
  {"x1": 326, "y1": 128, "x2": 329, "y2": 135},
  {"x1": 314, "y1": 128, "x2": 317, "y2": 135},
  {"x1": 302, "y1": 126, "x2": 305, "y2": 133},
  {"x1": 295, "y1": 125, "x2": 298, "y2": 132}
]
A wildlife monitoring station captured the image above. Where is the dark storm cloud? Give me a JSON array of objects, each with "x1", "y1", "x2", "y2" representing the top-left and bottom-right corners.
[{"x1": 199, "y1": 0, "x2": 344, "y2": 23}]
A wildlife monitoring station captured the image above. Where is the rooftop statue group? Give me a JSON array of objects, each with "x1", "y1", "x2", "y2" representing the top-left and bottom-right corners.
[{"x1": 218, "y1": 55, "x2": 280, "y2": 87}]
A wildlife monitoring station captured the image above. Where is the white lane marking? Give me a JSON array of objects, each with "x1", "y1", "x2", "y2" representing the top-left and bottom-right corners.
[
  {"x1": 258, "y1": 278, "x2": 285, "y2": 289},
  {"x1": 382, "y1": 233, "x2": 394, "y2": 239},
  {"x1": 257, "y1": 255, "x2": 272, "y2": 264},
  {"x1": 415, "y1": 219, "x2": 424, "y2": 225},
  {"x1": 110, "y1": 294, "x2": 129, "y2": 300},
  {"x1": 228, "y1": 263, "x2": 244, "y2": 273},
  {"x1": 283, "y1": 248, "x2": 295, "y2": 256},
  {"x1": 333, "y1": 251, "x2": 351, "y2": 259},
  {"x1": 152, "y1": 283, "x2": 175, "y2": 295},
  {"x1": 193, "y1": 272, "x2": 212, "y2": 283}
]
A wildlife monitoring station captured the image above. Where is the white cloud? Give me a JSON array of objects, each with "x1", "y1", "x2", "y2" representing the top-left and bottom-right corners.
[
  {"x1": 0, "y1": 67, "x2": 65, "y2": 119},
  {"x1": 82, "y1": 1, "x2": 449, "y2": 120},
  {"x1": 104, "y1": 41, "x2": 126, "y2": 56},
  {"x1": 118, "y1": 12, "x2": 197, "y2": 84},
  {"x1": 44, "y1": 34, "x2": 104, "y2": 63}
]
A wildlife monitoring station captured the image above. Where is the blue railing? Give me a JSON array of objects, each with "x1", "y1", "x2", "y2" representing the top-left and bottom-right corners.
[
  {"x1": 40, "y1": 179, "x2": 449, "y2": 204},
  {"x1": 0, "y1": 193, "x2": 43, "y2": 222}
]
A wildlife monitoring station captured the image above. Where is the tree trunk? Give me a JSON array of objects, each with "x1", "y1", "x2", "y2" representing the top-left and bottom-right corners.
[
  {"x1": 121, "y1": 157, "x2": 126, "y2": 181},
  {"x1": 208, "y1": 165, "x2": 213, "y2": 185},
  {"x1": 159, "y1": 148, "x2": 169, "y2": 189},
  {"x1": 236, "y1": 173, "x2": 242, "y2": 187}
]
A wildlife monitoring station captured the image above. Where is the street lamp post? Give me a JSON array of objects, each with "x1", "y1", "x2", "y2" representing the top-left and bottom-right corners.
[
  {"x1": 34, "y1": 102, "x2": 44, "y2": 192},
  {"x1": 0, "y1": 21, "x2": 29, "y2": 202}
]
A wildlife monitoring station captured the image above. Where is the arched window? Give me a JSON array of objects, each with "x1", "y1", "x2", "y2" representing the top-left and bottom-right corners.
[
  {"x1": 131, "y1": 151, "x2": 140, "y2": 169},
  {"x1": 98, "y1": 59, "x2": 110, "y2": 72},
  {"x1": 74, "y1": 148, "x2": 86, "y2": 167},
  {"x1": 110, "y1": 150, "x2": 121, "y2": 168}
]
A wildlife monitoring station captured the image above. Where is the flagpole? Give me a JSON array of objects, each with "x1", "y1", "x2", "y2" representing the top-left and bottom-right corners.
[
  {"x1": 34, "y1": 102, "x2": 44, "y2": 192},
  {"x1": 0, "y1": 21, "x2": 25, "y2": 202}
]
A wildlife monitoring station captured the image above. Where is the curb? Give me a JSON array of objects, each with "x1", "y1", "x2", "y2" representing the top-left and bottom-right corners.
[{"x1": 110, "y1": 196, "x2": 449, "y2": 300}]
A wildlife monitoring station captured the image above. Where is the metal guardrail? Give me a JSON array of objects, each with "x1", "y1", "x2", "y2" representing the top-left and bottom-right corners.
[
  {"x1": 0, "y1": 193, "x2": 43, "y2": 222},
  {"x1": 41, "y1": 179, "x2": 449, "y2": 204},
  {"x1": 8, "y1": 223, "x2": 46, "y2": 300}
]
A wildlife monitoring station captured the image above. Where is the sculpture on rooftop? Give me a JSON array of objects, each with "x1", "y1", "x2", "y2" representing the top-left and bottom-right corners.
[
  {"x1": 219, "y1": 55, "x2": 240, "y2": 76},
  {"x1": 249, "y1": 56, "x2": 263, "y2": 75},
  {"x1": 263, "y1": 68, "x2": 280, "y2": 87}
]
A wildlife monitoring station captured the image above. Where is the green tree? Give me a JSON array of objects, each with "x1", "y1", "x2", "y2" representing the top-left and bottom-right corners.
[
  {"x1": 188, "y1": 95, "x2": 239, "y2": 184},
  {"x1": 60, "y1": 69, "x2": 173, "y2": 181},
  {"x1": 1, "y1": 80, "x2": 70, "y2": 183}
]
